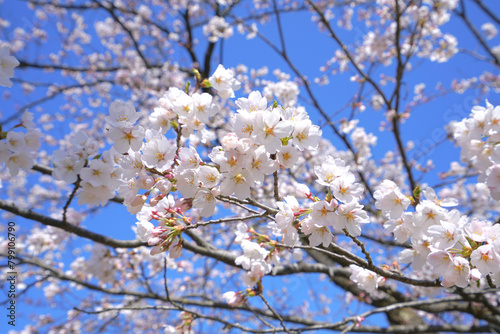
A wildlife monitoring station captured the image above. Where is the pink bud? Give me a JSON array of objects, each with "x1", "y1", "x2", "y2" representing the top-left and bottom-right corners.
[
  {"x1": 296, "y1": 184, "x2": 311, "y2": 198},
  {"x1": 150, "y1": 244, "x2": 164, "y2": 256},
  {"x1": 131, "y1": 194, "x2": 147, "y2": 207},
  {"x1": 148, "y1": 236, "x2": 162, "y2": 246},
  {"x1": 149, "y1": 194, "x2": 165, "y2": 206}
]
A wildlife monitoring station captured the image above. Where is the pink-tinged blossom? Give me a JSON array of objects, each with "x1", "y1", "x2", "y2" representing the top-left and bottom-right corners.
[
  {"x1": 135, "y1": 220, "x2": 156, "y2": 242},
  {"x1": 222, "y1": 291, "x2": 246, "y2": 306},
  {"x1": 0, "y1": 46, "x2": 20, "y2": 87},
  {"x1": 412, "y1": 200, "x2": 447, "y2": 237},
  {"x1": 335, "y1": 202, "x2": 369, "y2": 236},
  {"x1": 175, "y1": 169, "x2": 199, "y2": 199},
  {"x1": 253, "y1": 109, "x2": 293, "y2": 154},
  {"x1": 275, "y1": 196, "x2": 300, "y2": 229},
  {"x1": 308, "y1": 226, "x2": 333, "y2": 247},
  {"x1": 198, "y1": 165, "x2": 221, "y2": 188},
  {"x1": 137, "y1": 171, "x2": 155, "y2": 189},
  {"x1": 235, "y1": 239, "x2": 269, "y2": 270},
  {"x1": 125, "y1": 194, "x2": 148, "y2": 215},
  {"x1": 77, "y1": 182, "x2": 114, "y2": 206},
  {"x1": 247, "y1": 145, "x2": 276, "y2": 183},
  {"x1": 481, "y1": 23, "x2": 498, "y2": 40},
  {"x1": 192, "y1": 92, "x2": 217, "y2": 122},
  {"x1": 107, "y1": 125, "x2": 144, "y2": 153},
  {"x1": 117, "y1": 178, "x2": 140, "y2": 202},
  {"x1": 235, "y1": 222, "x2": 249, "y2": 244},
  {"x1": 444, "y1": 257, "x2": 471, "y2": 288},
  {"x1": 80, "y1": 159, "x2": 113, "y2": 187},
  {"x1": 383, "y1": 213, "x2": 415, "y2": 243},
  {"x1": 171, "y1": 91, "x2": 193, "y2": 118},
  {"x1": 276, "y1": 145, "x2": 299, "y2": 169},
  {"x1": 5, "y1": 151, "x2": 34, "y2": 176},
  {"x1": 465, "y1": 218, "x2": 491, "y2": 243},
  {"x1": 314, "y1": 156, "x2": 349, "y2": 188},
  {"x1": 399, "y1": 237, "x2": 432, "y2": 271},
  {"x1": 141, "y1": 130, "x2": 176, "y2": 172},
  {"x1": 331, "y1": 171, "x2": 364, "y2": 203},
  {"x1": 296, "y1": 184, "x2": 312, "y2": 198},
  {"x1": 428, "y1": 251, "x2": 470, "y2": 288},
  {"x1": 374, "y1": 180, "x2": 410, "y2": 219},
  {"x1": 485, "y1": 164, "x2": 500, "y2": 200},
  {"x1": 487, "y1": 104, "x2": 500, "y2": 135},
  {"x1": 176, "y1": 146, "x2": 201, "y2": 172},
  {"x1": 427, "y1": 210, "x2": 467, "y2": 250},
  {"x1": 242, "y1": 261, "x2": 268, "y2": 287},
  {"x1": 119, "y1": 151, "x2": 144, "y2": 178},
  {"x1": 69, "y1": 130, "x2": 99, "y2": 159},
  {"x1": 6, "y1": 131, "x2": 27, "y2": 152},
  {"x1": 278, "y1": 225, "x2": 299, "y2": 246},
  {"x1": 24, "y1": 130, "x2": 42, "y2": 152},
  {"x1": 168, "y1": 238, "x2": 183, "y2": 259},
  {"x1": 209, "y1": 147, "x2": 245, "y2": 173},
  {"x1": 193, "y1": 188, "x2": 217, "y2": 217},
  {"x1": 221, "y1": 132, "x2": 240, "y2": 151},
  {"x1": 470, "y1": 268, "x2": 482, "y2": 282},
  {"x1": 150, "y1": 95, "x2": 176, "y2": 134},
  {"x1": 232, "y1": 111, "x2": 256, "y2": 138},
  {"x1": 220, "y1": 169, "x2": 253, "y2": 199},
  {"x1": 155, "y1": 195, "x2": 176, "y2": 215},
  {"x1": 203, "y1": 16, "x2": 233, "y2": 43},
  {"x1": 310, "y1": 200, "x2": 338, "y2": 227},
  {"x1": 53, "y1": 152, "x2": 85, "y2": 184},
  {"x1": 21, "y1": 111, "x2": 36, "y2": 129},
  {"x1": 272, "y1": 196, "x2": 301, "y2": 246},
  {"x1": 423, "y1": 187, "x2": 459, "y2": 207},
  {"x1": 156, "y1": 179, "x2": 173, "y2": 195},
  {"x1": 105, "y1": 100, "x2": 140, "y2": 129},
  {"x1": 427, "y1": 250, "x2": 454, "y2": 275},
  {"x1": 236, "y1": 91, "x2": 267, "y2": 113},
  {"x1": 209, "y1": 64, "x2": 241, "y2": 99},
  {"x1": 292, "y1": 119, "x2": 322, "y2": 151},
  {"x1": 349, "y1": 265, "x2": 382, "y2": 293},
  {"x1": 263, "y1": 79, "x2": 299, "y2": 107},
  {"x1": 470, "y1": 244, "x2": 500, "y2": 276}
]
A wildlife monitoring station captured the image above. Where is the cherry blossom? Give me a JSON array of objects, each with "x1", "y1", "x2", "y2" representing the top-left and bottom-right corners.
[
  {"x1": 0, "y1": 46, "x2": 19, "y2": 87},
  {"x1": 349, "y1": 265, "x2": 384, "y2": 293},
  {"x1": 209, "y1": 64, "x2": 241, "y2": 99}
]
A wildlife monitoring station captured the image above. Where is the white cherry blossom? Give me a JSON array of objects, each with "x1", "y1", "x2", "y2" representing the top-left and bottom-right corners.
[{"x1": 0, "y1": 46, "x2": 19, "y2": 87}]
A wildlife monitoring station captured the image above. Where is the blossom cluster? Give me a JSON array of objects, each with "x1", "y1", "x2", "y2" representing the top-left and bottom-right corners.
[
  {"x1": 272, "y1": 156, "x2": 368, "y2": 250},
  {"x1": 378, "y1": 180, "x2": 500, "y2": 288},
  {"x1": 50, "y1": 64, "x2": 325, "y2": 262},
  {"x1": 450, "y1": 101, "x2": 500, "y2": 200},
  {"x1": 0, "y1": 46, "x2": 19, "y2": 88},
  {"x1": 3, "y1": 55, "x2": 500, "y2": 299},
  {"x1": 0, "y1": 112, "x2": 41, "y2": 178}
]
